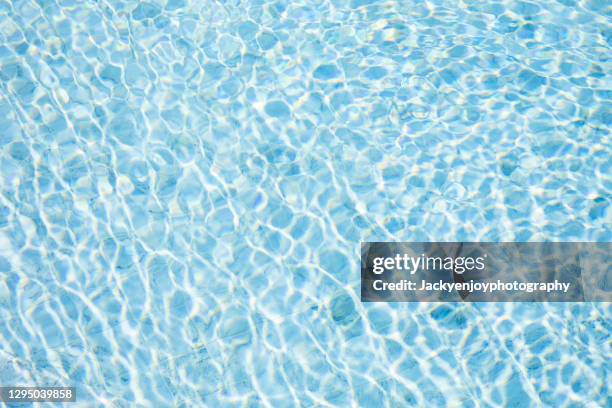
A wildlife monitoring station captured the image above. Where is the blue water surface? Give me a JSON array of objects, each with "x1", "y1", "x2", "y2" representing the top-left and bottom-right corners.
[{"x1": 0, "y1": 0, "x2": 610, "y2": 406}]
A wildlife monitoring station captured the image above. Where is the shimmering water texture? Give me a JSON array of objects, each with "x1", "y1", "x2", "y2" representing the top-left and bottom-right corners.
[{"x1": 0, "y1": 0, "x2": 610, "y2": 406}]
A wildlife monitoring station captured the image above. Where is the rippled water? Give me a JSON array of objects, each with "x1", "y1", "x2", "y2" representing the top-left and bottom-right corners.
[{"x1": 0, "y1": 0, "x2": 610, "y2": 406}]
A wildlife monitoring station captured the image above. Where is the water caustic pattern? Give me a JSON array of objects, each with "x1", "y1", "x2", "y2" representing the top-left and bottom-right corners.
[{"x1": 0, "y1": 0, "x2": 610, "y2": 406}]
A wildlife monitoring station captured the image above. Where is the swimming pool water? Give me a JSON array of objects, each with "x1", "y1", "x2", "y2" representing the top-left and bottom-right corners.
[{"x1": 0, "y1": 0, "x2": 610, "y2": 406}]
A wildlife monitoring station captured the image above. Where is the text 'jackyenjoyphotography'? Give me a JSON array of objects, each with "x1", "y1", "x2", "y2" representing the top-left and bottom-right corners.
[{"x1": 361, "y1": 242, "x2": 611, "y2": 302}]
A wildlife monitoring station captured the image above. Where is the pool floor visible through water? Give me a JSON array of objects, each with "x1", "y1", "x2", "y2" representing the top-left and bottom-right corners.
[{"x1": 0, "y1": 0, "x2": 610, "y2": 406}]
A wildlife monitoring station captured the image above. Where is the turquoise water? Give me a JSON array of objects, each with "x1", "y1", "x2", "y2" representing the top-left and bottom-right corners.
[{"x1": 0, "y1": 0, "x2": 610, "y2": 406}]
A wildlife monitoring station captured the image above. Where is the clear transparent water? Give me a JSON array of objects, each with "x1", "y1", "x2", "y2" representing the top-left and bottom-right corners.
[{"x1": 0, "y1": 0, "x2": 610, "y2": 406}]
